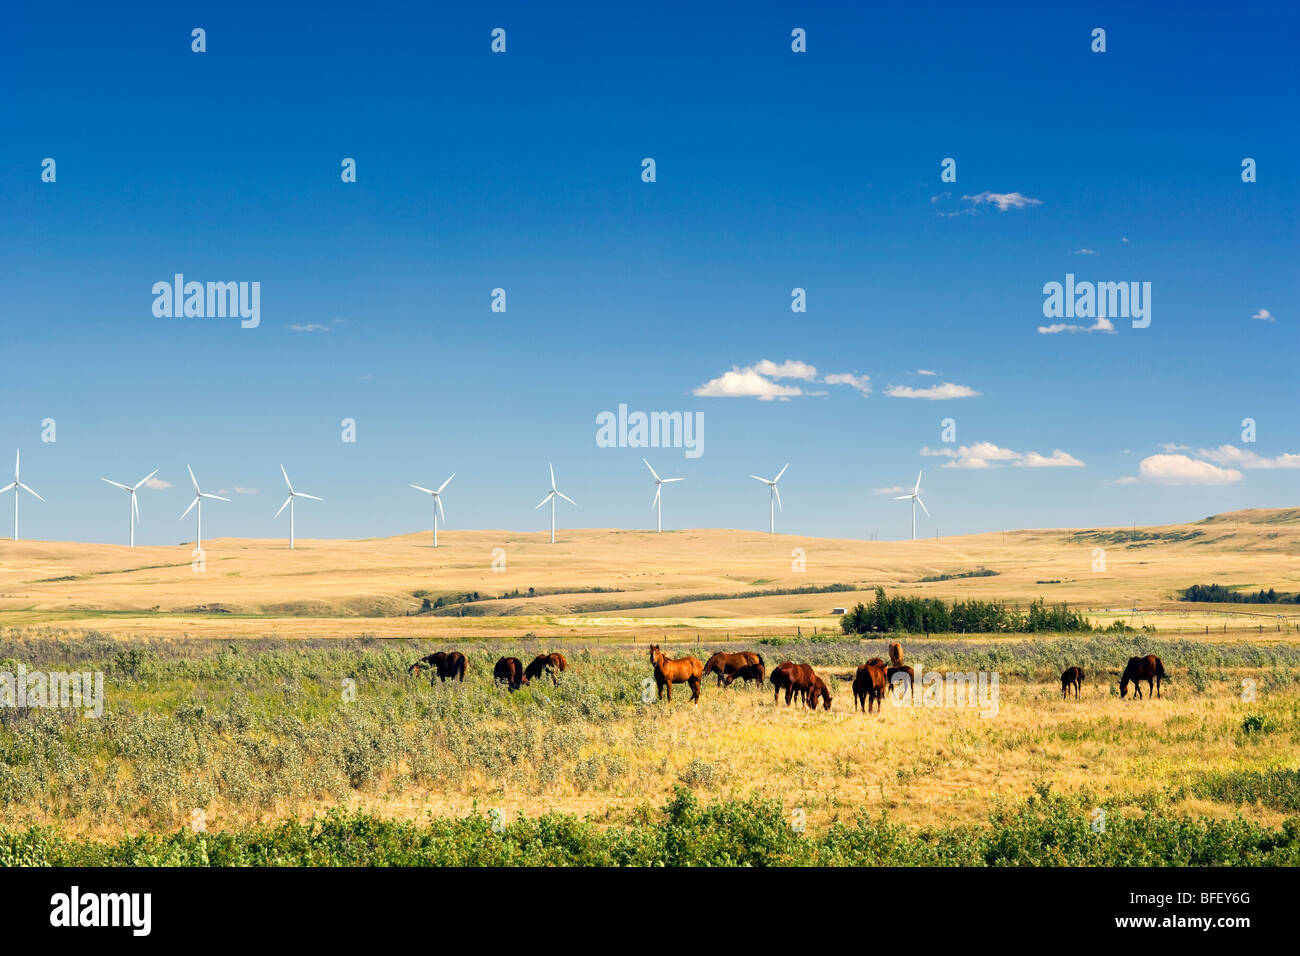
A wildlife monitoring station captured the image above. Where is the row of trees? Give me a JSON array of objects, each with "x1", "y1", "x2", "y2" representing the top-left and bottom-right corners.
[
  {"x1": 839, "y1": 587, "x2": 1092, "y2": 635},
  {"x1": 1182, "y1": 583, "x2": 1298, "y2": 604}
]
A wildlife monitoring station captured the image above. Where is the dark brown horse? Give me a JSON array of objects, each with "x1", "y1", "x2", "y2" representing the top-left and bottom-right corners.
[
  {"x1": 1120, "y1": 655, "x2": 1166, "y2": 699},
  {"x1": 524, "y1": 652, "x2": 568, "y2": 686},
  {"x1": 806, "y1": 675, "x2": 833, "y2": 711},
  {"x1": 703, "y1": 651, "x2": 763, "y2": 686},
  {"x1": 853, "y1": 659, "x2": 888, "y2": 713},
  {"x1": 649, "y1": 644, "x2": 702, "y2": 704},
  {"x1": 888, "y1": 642, "x2": 904, "y2": 667},
  {"x1": 493, "y1": 656, "x2": 529, "y2": 691},
  {"x1": 1061, "y1": 666, "x2": 1084, "y2": 699},
  {"x1": 771, "y1": 661, "x2": 816, "y2": 706},
  {"x1": 409, "y1": 651, "x2": 467, "y2": 683},
  {"x1": 886, "y1": 664, "x2": 914, "y2": 702},
  {"x1": 722, "y1": 661, "x2": 766, "y2": 688}
]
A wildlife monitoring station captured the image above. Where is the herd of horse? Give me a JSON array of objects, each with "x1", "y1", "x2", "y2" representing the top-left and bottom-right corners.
[{"x1": 410, "y1": 644, "x2": 1170, "y2": 709}]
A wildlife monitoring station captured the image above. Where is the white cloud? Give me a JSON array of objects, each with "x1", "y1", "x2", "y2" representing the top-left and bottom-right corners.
[
  {"x1": 694, "y1": 360, "x2": 869, "y2": 401},
  {"x1": 962, "y1": 191, "x2": 1042, "y2": 211},
  {"x1": 885, "y1": 382, "x2": 981, "y2": 400},
  {"x1": 143, "y1": 477, "x2": 172, "y2": 490},
  {"x1": 873, "y1": 485, "x2": 909, "y2": 495},
  {"x1": 924, "y1": 441, "x2": 1084, "y2": 469},
  {"x1": 1036, "y1": 315, "x2": 1115, "y2": 335},
  {"x1": 916, "y1": 369, "x2": 937, "y2": 376},
  {"x1": 1251, "y1": 309, "x2": 1274, "y2": 322},
  {"x1": 1135, "y1": 454, "x2": 1242, "y2": 486},
  {"x1": 233, "y1": 486, "x2": 259, "y2": 495},
  {"x1": 1071, "y1": 248, "x2": 1099, "y2": 256},
  {"x1": 288, "y1": 323, "x2": 331, "y2": 333},
  {"x1": 1196, "y1": 445, "x2": 1300, "y2": 469},
  {"x1": 1158, "y1": 443, "x2": 1190, "y2": 452}
]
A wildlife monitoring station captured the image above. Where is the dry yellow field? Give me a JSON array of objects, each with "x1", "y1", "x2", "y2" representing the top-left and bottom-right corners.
[{"x1": 1, "y1": 508, "x2": 1298, "y2": 640}]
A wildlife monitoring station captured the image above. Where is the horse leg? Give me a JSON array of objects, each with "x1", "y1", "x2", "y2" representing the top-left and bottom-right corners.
[{"x1": 690, "y1": 677, "x2": 700, "y2": 704}]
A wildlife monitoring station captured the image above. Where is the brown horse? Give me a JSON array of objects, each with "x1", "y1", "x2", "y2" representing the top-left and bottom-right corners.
[
  {"x1": 409, "y1": 651, "x2": 467, "y2": 683},
  {"x1": 1061, "y1": 666, "x2": 1084, "y2": 699},
  {"x1": 771, "y1": 661, "x2": 816, "y2": 706},
  {"x1": 886, "y1": 664, "x2": 914, "y2": 702},
  {"x1": 703, "y1": 651, "x2": 763, "y2": 686},
  {"x1": 853, "y1": 659, "x2": 888, "y2": 713},
  {"x1": 723, "y1": 661, "x2": 766, "y2": 688},
  {"x1": 1120, "y1": 655, "x2": 1166, "y2": 699},
  {"x1": 649, "y1": 644, "x2": 702, "y2": 704},
  {"x1": 524, "y1": 652, "x2": 568, "y2": 686},
  {"x1": 806, "y1": 675, "x2": 833, "y2": 711},
  {"x1": 493, "y1": 656, "x2": 529, "y2": 691},
  {"x1": 888, "y1": 642, "x2": 904, "y2": 667}
]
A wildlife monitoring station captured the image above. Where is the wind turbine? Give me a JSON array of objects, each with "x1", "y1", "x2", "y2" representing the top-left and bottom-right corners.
[
  {"x1": 750, "y1": 463, "x2": 789, "y2": 534},
  {"x1": 535, "y1": 462, "x2": 575, "y2": 544},
  {"x1": 101, "y1": 469, "x2": 159, "y2": 547},
  {"x1": 180, "y1": 465, "x2": 229, "y2": 550},
  {"x1": 1, "y1": 450, "x2": 44, "y2": 541},
  {"x1": 410, "y1": 473, "x2": 454, "y2": 547},
  {"x1": 893, "y1": 470, "x2": 931, "y2": 541},
  {"x1": 275, "y1": 465, "x2": 321, "y2": 549},
  {"x1": 643, "y1": 459, "x2": 684, "y2": 533}
]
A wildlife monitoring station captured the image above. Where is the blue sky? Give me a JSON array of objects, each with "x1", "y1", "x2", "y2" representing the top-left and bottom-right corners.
[{"x1": 3, "y1": 1, "x2": 1297, "y2": 545}]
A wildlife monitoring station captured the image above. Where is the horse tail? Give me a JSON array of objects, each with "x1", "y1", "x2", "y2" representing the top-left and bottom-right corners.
[
  {"x1": 1155, "y1": 657, "x2": 1167, "y2": 679},
  {"x1": 756, "y1": 653, "x2": 765, "y2": 668}
]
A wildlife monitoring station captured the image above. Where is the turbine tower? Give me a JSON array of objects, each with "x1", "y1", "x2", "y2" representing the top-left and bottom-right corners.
[
  {"x1": 1, "y1": 450, "x2": 44, "y2": 541},
  {"x1": 101, "y1": 469, "x2": 159, "y2": 547},
  {"x1": 750, "y1": 463, "x2": 789, "y2": 534},
  {"x1": 180, "y1": 465, "x2": 230, "y2": 550},
  {"x1": 893, "y1": 470, "x2": 931, "y2": 541},
  {"x1": 535, "y1": 462, "x2": 575, "y2": 544},
  {"x1": 410, "y1": 473, "x2": 454, "y2": 547},
  {"x1": 644, "y1": 460, "x2": 686, "y2": 535},
  {"x1": 275, "y1": 465, "x2": 322, "y2": 549}
]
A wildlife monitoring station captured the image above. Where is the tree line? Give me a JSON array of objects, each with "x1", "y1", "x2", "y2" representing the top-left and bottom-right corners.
[
  {"x1": 1182, "y1": 583, "x2": 1299, "y2": 605},
  {"x1": 839, "y1": 587, "x2": 1092, "y2": 635}
]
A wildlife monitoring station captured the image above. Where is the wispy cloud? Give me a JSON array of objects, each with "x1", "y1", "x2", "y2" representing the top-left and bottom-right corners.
[
  {"x1": 1037, "y1": 316, "x2": 1115, "y2": 335},
  {"x1": 885, "y1": 382, "x2": 980, "y2": 400},
  {"x1": 921, "y1": 441, "x2": 1084, "y2": 469},
  {"x1": 872, "y1": 485, "x2": 909, "y2": 495},
  {"x1": 962, "y1": 190, "x2": 1042, "y2": 211},
  {"x1": 1071, "y1": 248, "x2": 1099, "y2": 256},
  {"x1": 916, "y1": 368, "x2": 937, "y2": 376},
  {"x1": 1196, "y1": 445, "x2": 1300, "y2": 469},
  {"x1": 233, "y1": 486, "x2": 259, "y2": 495},
  {"x1": 1251, "y1": 309, "x2": 1274, "y2": 322},
  {"x1": 143, "y1": 477, "x2": 172, "y2": 490},
  {"x1": 694, "y1": 360, "x2": 869, "y2": 401}
]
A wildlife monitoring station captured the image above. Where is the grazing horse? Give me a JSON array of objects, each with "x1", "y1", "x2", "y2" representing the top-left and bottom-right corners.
[
  {"x1": 888, "y1": 642, "x2": 904, "y2": 667},
  {"x1": 524, "y1": 652, "x2": 568, "y2": 686},
  {"x1": 886, "y1": 664, "x2": 914, "y2": 702},
  {"x1": 649, "y1": 644, "x2": 702, "y2": 704},
  {"x1": 1120, "y1": 655, "x2": 1166, "y2": 699},
  {"x1": 703, "y1": 651, "x2": 763, "y2": 686},
  {"x1": 1061, "y1": 666, "x2": 1084, "y2": 699},
  {"x1": 409, "y1": 651, "x2": 467, "y2": 683},
  {"x1": 771, "y1": 662, "x2": 816, "y2": 706},
  {"x1": 493, "y1": 656, "x2": 529, "y2": 691},
  {"x1": 723, "y1": 661, "x2": 766, "y2": 688},
  {"x1": 806, "y1": 675, "x2": 833, "y2": 711},
  {"x1": 853, "y1": 659, "x2": 889, "y2": 714}
]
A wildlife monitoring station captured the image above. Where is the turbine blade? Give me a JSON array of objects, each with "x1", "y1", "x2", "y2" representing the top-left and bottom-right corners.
[
  {"x1": 133, "y1": 492, "x2": 140, "y2": 523},
  {"x1": 651, "y1": 486, "x2": 661, "y2": 510},
  {"x1": 410, "y1": 484, "x2": 435, "y2": 495},
  {"x1": 549, "y1": 462, "x2": 556, "y2": 490},
  {"x1": 773, "y1": 485, "x2": 783, "y2": 512},
  {"x1": 205, "y1": 494, "x2": 231, "y2": 503},
  {"x1": 281, "y1": 464, "x2": 293, "y2": 494},
  {"x1": 916, "y1": 496, "x2": 931, "y2": 518},
  {"x1": 556, "y1": 491, "x2": 576, "y2": 506},
  {"x1": 774, "y1": 463, "x2": 789, "y2": 483},
  {"x1": 275, "y1": 496, "x2": 292, "y2": 518},
  {"x1": 892, "y1": 495, "x2": 911, "y2": 500},
  {"x1": 297, "y1": 493, "x2": 322, "y2": 501},
  {"x1": 536, "y1": 492, "x2": 554, "y2": 509},
  {"x1": 13, "y1": 449, "x2": 18, "y2": 479},
  {"x1": 187, "y1": 464, "x2": 199, "y2": 493},
  {"x1": 750, "y1": 475, "x2": 770, "y2": 484},
  {"x1": 17, "y1": 482, "x2": 43, "y2": 502},
  {"x1": 437, "y1": 473, "x2": 455, "y2": 494},
  {"x1": 661, "y1": 477, "x2": 684, "y2": 483},
  {"x1": 914, "y1": 470, "x2": 923, "y2": 494},
  {"x1": 134, "y1": 469, "x2": 159, "y2": 490},
  {"x1": 643, "y1": 458, "x2": 661, "y2": 482},
  {"x1": 181, "y1": 496, "x2": 199, "y2": 519},
  {"x1": 102, "y1": 478, "x2": 131, "y2": 491},
  {"x1": 436, "y1": 495, "x2": 445, "y2": 522}
]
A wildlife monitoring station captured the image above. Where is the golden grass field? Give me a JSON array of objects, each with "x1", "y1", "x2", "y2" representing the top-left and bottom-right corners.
[{"x1": 1, "y1": 507, "x2": 1298, "y2": 640}]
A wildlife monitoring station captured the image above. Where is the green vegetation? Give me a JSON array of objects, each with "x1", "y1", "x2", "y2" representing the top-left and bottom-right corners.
[
  {"x1": 1182, "y1": 583, "x2": 1299, "y2": 605},
  {"x1": 918, "y1": 567, "x2": 999, "y2": 583},
  {"x1": 840, "y1": 587, "x2": 1092, "y2": 635},
  {"x1": 2, "y1": 788, "x2": 1296, "y2": 866}
]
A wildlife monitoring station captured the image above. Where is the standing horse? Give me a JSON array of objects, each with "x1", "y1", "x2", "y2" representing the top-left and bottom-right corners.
[
  {"x1": 703, "y1": 651, "x2": 763, "y2": 686},
  {"x1": 649, "y1": 644, "x2": 702, "y2": 704},
  {"x1": 493, "y1": 656, "x2": 529, "y2": 691},
  {"x1": 409, "y1": 651, "x2": 467, "y2": 683},
  {"x1": 1061, "y1": 666, "x2": 1084, "y2": 699},
  {"x1": 525, "y1": 652, "x2": 568, "y2": 686},
  {"x1": 886, "y1": 664, "x2": 914, "y2": 702},
  {"x1": 771, "y1": 662, "x2": 816, "y2": 706},
  {"x1": 806, "y1": 675, "x2": 833, "y2": 711},
  {"x1": 888, "y1": 642, "x2": 904, "y2": 667},
  {"x1": 723, "y1": 661, "x2": 766, "y2": 688},
  {"x1": 853, "y1": 659, "x2": 888, "y2": 713},
  {"x1": 1120, "y1": 655, "x2": 1166, "y2": 699}
]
